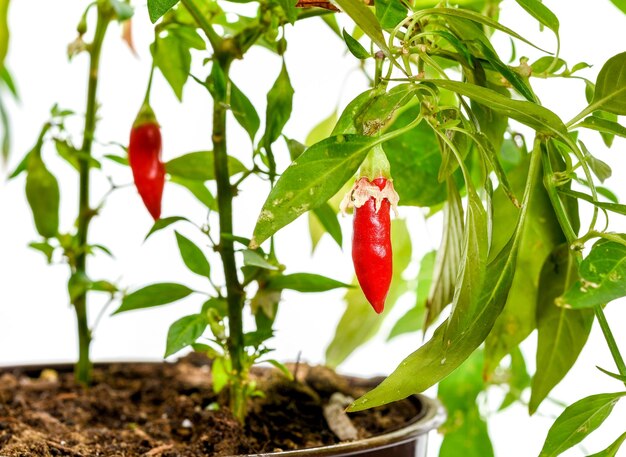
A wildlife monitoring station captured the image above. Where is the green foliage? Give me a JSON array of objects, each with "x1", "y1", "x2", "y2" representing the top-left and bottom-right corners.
[
  {"x1": 175, "y1": 232, "x2": 212, "y2": 279},
  {"x1": 147, "y1": 0, "x2": 180, "y2": 23},
  {"x1": 25, "y1": 152, "x2": 60, "y2": 239},
  {"x1": 113, "y1": 283, "x2": 194, "y2": 314},
  {"x1": 587, "y1": 431, "x2": 626, "y2": 457},
  {"x1": 265, "y1": 273, "x2": 351, "y2": 292},
  {"x1": 165, "y1": 151, "x2": 246, "y2": 180},
  {"x1": 165, "y1": 313, "x2": 208, "y2": 357},
  {"x1": 539, "y1": 392, "x2": 626, "y2": 457}
]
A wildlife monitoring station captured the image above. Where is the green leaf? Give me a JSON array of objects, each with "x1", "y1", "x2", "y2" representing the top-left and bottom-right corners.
[
  {"x1": 429, "y1": 80, "x2": 567, "y2": 136},
  {"x1": 266, "y1": 273, "x2": 351, "y2": 292},
  {"x1": 262, "y1": 62, "x2": 294, "y2": 149},
  {"x1": 575, "y1": 116, "x2": 626, "y2": 140},
  {"x1": 165, "y1": 151, "x2": 246, "y2": 181},
  {"x1": 277, "y1": 0, "x2": 297, "y2": 24},
  {"x1": 231, "y1": 80, "x2": 260, "y2": 142},
  {"x1": 148, "y1": 0, "x2": 180, "y2": 22},
  {"x1": 170, "y1": 176, "x2": 218, "y2": 211},
  {"x1": 514, "y1": 0, "x2": 559, "y2": 35},
  {"x1": 418, "y1": 7, "x2": 548, "y2": 52},
  {"x1": 175, "y1": 232, "x2": 211, "y2": 279},
  {"x1": 242, "y1": 249, "x2": 278, "y2": 270},
  {"x1": 387, "y1": 250, "x2": 436, "y2": 340},
  {"x1": 375, "y1": 0, "x2": 407, "y2": 30},
  {"x1": 211, "y1": 357, "x2": 229, "y2": 393},
  {"x1": 332, "y1": 0, "x2": 389, "y2": 55},
  {"x1": 145, "y1": 216, "x2": 189, "y2": 241},
  {"x1": 311, "y1": 203, "x2": 343, "y2": 249},
  {"x1": 152, "y1": 25, "x2": 205, "y2": 100},
  {"x1": 384, "y1": 108, "x2": 448, "y2": 207},
  {"x1": 26, "y1": 153, "x2": 60, "y2": 239},
  {"x1": 165, "y1": 313, "x2": 208, "y2": 357},
  {"x1": 539, "y1": 392, "x2": 626, "y2": 457},
  {"x1": 424, "y1": 179, "x2": 464, "y2": 329},
  {"x1": 103, "y1": 153, "x2": 129, "y2": 166},
  {"x1": 529, "y1": 245, "x2": 594, "y2": 414},
  {"x1": 590, "y1": 52, "x2": 626, "y2": 115},
  {"x1": 607, "y1": 0, "x2": 626, "y2": 14},
  {"x1": 484, "y1": 155, "x2": 565, "y2": 377},
  {"x1": 588, "y1": 431, "x2": 626, "y2": 457},
  {"x1": 113, "y1": 283, "x2": 193, "y2": 314},
  {"x1": 264, "y1": 359, "x2": 294, "y2": 380},
  {"x1": 29, "y1": 241, "x2": 55, "y2": 263},
  {"x1": 251, "y1": 134, "x2": 375, "y2": 247},
  {"x1": 342, "y1": 29, "x2": 370, "y2": 59},
  {"x1": 306, "y1": 111, "x2": 338, "y2": 147},
  {"x1": 438, "y1": 351, "x2": 494, "y2": 457},
  {"x1": 326, "y1": 220, "x2": 412, "y2": 368},
  {"x1": 332, "y1": 89, "x2": 378, "y2": 135},
  {"x1": 559, "y1": 237, "x2": 626, "y2": 309},
  {"x1": 0, "y1": 0, "x2": 7, "y2": 75}
]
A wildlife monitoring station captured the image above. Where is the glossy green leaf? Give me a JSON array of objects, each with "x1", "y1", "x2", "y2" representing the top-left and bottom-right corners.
[
  {"x1": 531, "y1": 56, "x2": 566, "y2": 76},
  {"x1": 332, "y1": 89, "x2": 379, "y2": 135},
  {"x1": 590, "y1": 52, "x2": 626, "y2": 115},
  {"x1": 596, "y1": 366, "x2": 626, "y2": 383},
  {"x1": 387, "y1": 250, "x2": 436, "y2": 340},
  {"x1": 587, "y1": 431, "x2": 626, "y2": 457},
  {"x1": 251, "y1": 134, "x2": 375, "y2": 247},
  {"x1": 145, "y1": 216, "x2": 190, "y2": 241},
  {"x1": 575, "y1": 116, "x2": 626, "y2": 140},
  {"x1": 311, "y1": 203, "x2": 343, "y2": 249},
  {"x1": 26, "y1": 153, "x2": 60, "y2": 239},
  {"x1": 175, "y1": 232, "x2": 211, "y2": 279},
  {"x1": 342, "y1": 29, "x2": 370, "y2": 59},
  {"x1": 264, "y1": 359, "x2": 294, "y2": 380},
  {"x1": 0, "y1": 0, "x2": 8, "y2": 74},
  {"x1": 165, "y1": 151, "x2": 246, "y2": 181},
  {"x1": 484, "y1": 155, "x2": 565, "y2": 377},
  {"x1": 230, "y1": 80, "x2": 260, "y2": 142},
  {"x1": 560, "y1": 237, "x2": 626, "y2": 309},
  {"x1": 529, "y1": 244, "x2": 594, "y2": 414},
  {"x1": 306, "y1": 111, "x2": 338, "y2": 147},
  {"x1": 417, "y1": 7, "x2": 548, "y2": 52},
  {"x1": 242, "y1": 249, "x2": 278, "y2": 270},
  {"x1": 332, "y1": 0, "x2": 389, "y2": 55},
  {"x1": 375, "y1": 0, "x2": 407, "y2": 30},
  {"x1": 384, "y1": 108, "x2": 448, "y2": 207},
  {"x1": 113, "y1": 283, "x2": 193, "y2": 314},
  {"x1": 148, "y1": 0, "x2": 179, "y2": 22},
  {"x1": 326, "y1": 220, "x2": 412, "y2": 368},
  {"x1": 29, "y1": 241, "x2": 55, "y2": 263},
  {"x1": 514, "y1": 0, "x2": 559, "y2": 35},
  {"x1": 170, "y1": 176, "x2": 218, "y2": 211},
  {"x1": 428, "y1": 80, "x2": 567, "y2": 136},
  {"x1": 539, "y1": 392, "x2": 626, "y2": 457},
  {"x1": 266, "y1": 273, "x2": 351, "y2": 292},
  {"x1": 165, "y1": 313, "x2": 208, "y2": 357},
  {"x1": 359, "y1": 84, "x2": 418, "y2": 136},
  {"x1": 262, "y1": 62, "x2": 294, "y2": 149},
  {"x1": 152, "y1": 25, "x2": 205, "y2": 100},
  {"x1": 424, "y1": 180, "x2": 464, "y2": 329},
  {"x1": 439, "y1": 351, "x2": 494, "y2": 457}
]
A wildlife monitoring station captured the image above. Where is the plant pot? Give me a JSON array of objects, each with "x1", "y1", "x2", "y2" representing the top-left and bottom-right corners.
[{"x1": 0, "y1": 361, "x2": 445, "y2": 457}]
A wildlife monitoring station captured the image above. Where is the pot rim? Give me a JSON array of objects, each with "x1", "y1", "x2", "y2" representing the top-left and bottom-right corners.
[
  {"x1": 0, "y1": 361, "x2": 446, "y2": 456},
  {"x1": 236, "y1": 393, "x2": 445, "y2": 457}
]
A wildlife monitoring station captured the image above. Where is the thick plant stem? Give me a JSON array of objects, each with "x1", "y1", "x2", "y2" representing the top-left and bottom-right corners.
[
  {"x1": 212, "y1": 57, "x2": 247, "y2": 421},
  {"x1": 73, "y1": 6, "x2": 111, "y2": 386}
]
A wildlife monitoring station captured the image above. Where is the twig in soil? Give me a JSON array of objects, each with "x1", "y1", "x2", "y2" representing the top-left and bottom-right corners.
[
  {"x1": 143, "y1": 444, "x2": 174, "y2": 456},
  {"x1": 322, "y1": 393, "x2": 358, "y2": 442}
]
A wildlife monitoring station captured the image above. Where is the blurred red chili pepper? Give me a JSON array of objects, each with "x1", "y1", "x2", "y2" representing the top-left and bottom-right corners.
[{"x1": 128, "y1": 105, "x2": 164, "y2": 220}]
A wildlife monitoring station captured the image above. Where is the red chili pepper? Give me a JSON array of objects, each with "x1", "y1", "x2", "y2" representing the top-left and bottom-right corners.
[
  {"x1": 128, "y1": 106, "x2": 164, "y2": 220},
  {"x1": 342, "y1": 175, "x2": 399, "y2": 314}
]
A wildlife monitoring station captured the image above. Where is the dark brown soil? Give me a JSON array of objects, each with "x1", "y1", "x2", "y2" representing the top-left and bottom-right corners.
[{"x1": 0, "y1": 355, "x2": 422, "y2": 456}]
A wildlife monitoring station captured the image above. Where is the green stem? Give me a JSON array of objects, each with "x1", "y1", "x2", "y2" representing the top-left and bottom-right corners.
[
  {"x1": 73, "y1": 4, "x2": 111, "y2": 386},
  {"x1": 541, "y1": 143, "x2": 626, "y2": 385},
  {"x1": 212, "y1": 56, "x2": 247, "y2": 421}
]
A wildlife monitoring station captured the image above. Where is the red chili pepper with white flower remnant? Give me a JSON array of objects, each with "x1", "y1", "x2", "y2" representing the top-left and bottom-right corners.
[{"x1": 341, "y1": 146, "x2": 399, "y2": 314}]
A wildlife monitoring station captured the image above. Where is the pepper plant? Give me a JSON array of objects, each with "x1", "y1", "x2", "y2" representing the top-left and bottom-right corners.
[
  {"x1": 6, "y1": 0, "x2": 626, "y2": 454},
  {"x1": 8, "y1": 0, "x2": 133, "y2": 385}
]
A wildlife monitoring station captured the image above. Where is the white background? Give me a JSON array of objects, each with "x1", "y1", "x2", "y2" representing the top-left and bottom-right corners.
[{"x1": 1, "y1": 1, "x2": 626, "y2": 456}]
